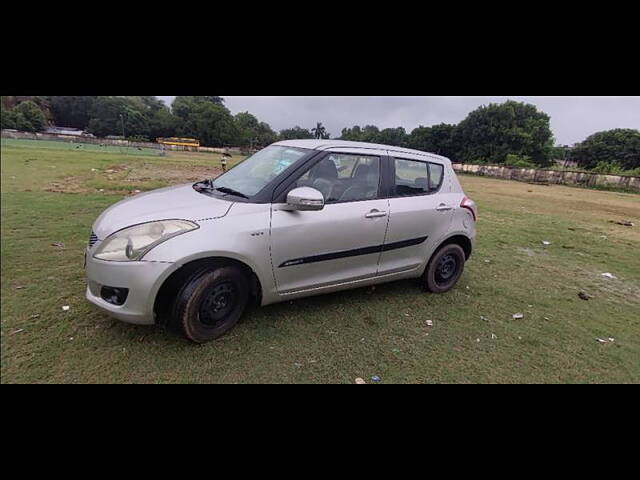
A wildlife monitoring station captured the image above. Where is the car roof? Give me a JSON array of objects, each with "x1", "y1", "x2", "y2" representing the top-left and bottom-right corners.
[{"x1": 272, "y1": 139, "x2": 450, "y2": 164}]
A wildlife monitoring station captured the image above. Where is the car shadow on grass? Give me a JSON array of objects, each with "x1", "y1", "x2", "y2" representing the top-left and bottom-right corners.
[{"x1": 100, "y1": 278, "x2": 427, "y2": 348}]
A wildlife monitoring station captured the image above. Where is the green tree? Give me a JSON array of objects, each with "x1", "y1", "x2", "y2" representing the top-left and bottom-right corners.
[
  {"x1": 135, "y1": 96, "x2": 167, "y2": 112},
  {"x1": 340, "y1": 125, "x2": 363, "y2": 141},
  {"x1": 1, "y1": 104, "x2": 17, "y2": 129},
  {"x1": 124, "y1": 97, "x2": 179, "y2": 140},
  {"x1": 311, "y1": 122, "x2": 330, "y2": 139},
  {"x1": 167, "y1": 96, "x2": 238, "y2": 146},
  {"x1": 86, "y1": 96, "x2": 151, "y2": 139},
  {"x1": 409, "y1": 123, "x2": 459, "y2": 158},
  {"x1": 178, "y1": 102, "x2": 240, "y2": 147},
  {"x1": 49, "y1": 96, "x2": 98, "y2": 129},
  {"x1": 377, "y1": 127, "x2": 408, "y2": 147},
  {"x1": 455, "y1": 100, "x2": 554, "y2": 166},
  {"x1": 255, "y1": 122, "x2": 278, "y2": 147},
  {"x1": 235, "y1": 112, "x2": 277, "y2": 148},
  {"x1": 2, "y1": 96, "x2": 50, "y2": 112},
  {"x1": 360, "y1": 125, "x2": 381, "y2": 143},
  {"x1": 171, "y1": 96, "x2": 225, "y2": 120},
  {"x1": 235, "y1": 111, "x2": 259, "y2": 132},
  {"x1": 147, "y1": 106, "x2": 180, "y2": 140},
  {"x1": 279, "y1": 126, "x2": 314, "y2": 140},
  {"x1": 571, "y1": 129, "x2": 640, "y2": 171},
  {"x1": 12, "y1": 101, "x2": 48, "y2": 132}
]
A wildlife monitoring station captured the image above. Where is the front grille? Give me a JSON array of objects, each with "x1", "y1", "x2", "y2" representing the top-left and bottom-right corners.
[{"x1": 88, "y1": 231, "x2": 98, "y2": 248}]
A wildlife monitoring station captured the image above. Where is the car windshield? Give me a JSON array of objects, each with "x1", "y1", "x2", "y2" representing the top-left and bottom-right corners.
[{"x1": 212, "y1": 145, "x2": 309, "y2": 197}]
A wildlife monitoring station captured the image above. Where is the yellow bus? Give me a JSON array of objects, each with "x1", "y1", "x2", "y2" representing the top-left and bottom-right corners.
[{"x1": 157, "y1": 137, "x2": 200, "y2": 150}]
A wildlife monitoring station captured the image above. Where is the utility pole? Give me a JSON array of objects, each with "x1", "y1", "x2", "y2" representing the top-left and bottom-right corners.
[
  {"x1": 120, "y1": 113, "x2": 125, "y2": 138},
  {"x1": 120, "y1": 111, "x2": 127, "y2": 155}
]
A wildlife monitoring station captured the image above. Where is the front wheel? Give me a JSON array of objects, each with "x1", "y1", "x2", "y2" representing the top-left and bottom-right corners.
[
  {"x1": 423, "y1": 244, "x2": 466, "y2": 293},
  {"x1": 172, "y1": 265, "x2": 249, "y2": 343}
]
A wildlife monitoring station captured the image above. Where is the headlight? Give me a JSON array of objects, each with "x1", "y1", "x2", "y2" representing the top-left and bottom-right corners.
[{"x1": 93, "y1": 220, "x2": 199, "y2": 261}]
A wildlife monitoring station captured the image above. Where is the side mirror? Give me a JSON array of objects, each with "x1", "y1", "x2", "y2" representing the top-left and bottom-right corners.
[{"x1": 285, "y1": 187, "x2": 325, "y2": 211}]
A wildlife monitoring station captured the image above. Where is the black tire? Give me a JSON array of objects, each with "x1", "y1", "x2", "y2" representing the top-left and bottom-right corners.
[
  {"x1": 171, "y1": 265, "x2": 249, "y2": 343},
  {"x1": 424, "y1": 244, "x2": 466, "y2": 293}
]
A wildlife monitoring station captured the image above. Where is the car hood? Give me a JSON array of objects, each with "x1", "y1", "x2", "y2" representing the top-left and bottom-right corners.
[{"x1": 93, "y1": 183, "x2": 233, "y2": 238}]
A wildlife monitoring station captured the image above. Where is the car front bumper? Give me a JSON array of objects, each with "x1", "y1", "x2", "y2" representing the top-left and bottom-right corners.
[{"x1": 85, "y1": 250, "x2": 174, "y2": 325}]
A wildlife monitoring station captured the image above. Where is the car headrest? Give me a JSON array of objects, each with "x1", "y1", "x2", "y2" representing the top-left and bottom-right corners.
[{"x1": 311, "y1": 159, "x2": 338, "y2": 179}]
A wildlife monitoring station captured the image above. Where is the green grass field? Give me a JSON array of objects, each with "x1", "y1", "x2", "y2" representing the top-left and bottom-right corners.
[{"x1": 1, "y1": 138, "x2": 639, "y2": 383}]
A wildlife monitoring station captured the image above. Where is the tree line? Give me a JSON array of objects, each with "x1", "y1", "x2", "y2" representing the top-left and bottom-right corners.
[
  {"x1": 340, "y1": 102, "x2": 639, "y2": 172},
  {"x1": 0, "y1": 96, "x2": 324, "y2": 149},
  {"x1": 1, "y1": 96, "x2": 638, "y2": 172}
]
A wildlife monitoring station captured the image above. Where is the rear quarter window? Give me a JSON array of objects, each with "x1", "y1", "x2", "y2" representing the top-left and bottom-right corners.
[
  {"x1": 393, "y1": 158, "x2": 445, "y2": 196},
  {"x1": 428, "y1": 163, "x2": 444, "y2": 192}
]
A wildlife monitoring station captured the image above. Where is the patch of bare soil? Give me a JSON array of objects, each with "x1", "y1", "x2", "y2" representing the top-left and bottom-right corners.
[
  {"x1": 124, "y1": 163, "x2": 222, "y2": 184},
  {"x1": 103, "y1": 164, "x2": 131, "y2": 174},
  {"x1": 45, "y1": 163, "x2": 224, "y2": 194},
  {"x1": 45, "y1": 176, "x2": 89, "y2": 193}
]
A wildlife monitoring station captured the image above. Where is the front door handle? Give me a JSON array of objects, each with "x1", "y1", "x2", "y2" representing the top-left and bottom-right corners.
[
  {"x1": 436, "y1": 204, "x2": 453, "y2": 212},
  {"x1": 365, "y1": 209, "x2": 388, "y2": 219}
]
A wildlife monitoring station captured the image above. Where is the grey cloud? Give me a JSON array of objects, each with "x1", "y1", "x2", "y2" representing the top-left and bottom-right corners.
[{"x1": 156, "y1": 96, "x2": 640, "y2": 145}]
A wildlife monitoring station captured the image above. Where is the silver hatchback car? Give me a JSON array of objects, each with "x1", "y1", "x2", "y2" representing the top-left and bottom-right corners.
[{"x1": 86, "y1": 140, "x2": 477, "y2": 343}]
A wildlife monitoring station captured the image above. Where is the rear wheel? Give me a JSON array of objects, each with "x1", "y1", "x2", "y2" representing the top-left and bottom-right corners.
[
  {"x1": 424, "y1": 244, "x2": 466, "y2": 293},
  {"x1": 172, "y1": 265, "x2": 249, "y2": 343}
]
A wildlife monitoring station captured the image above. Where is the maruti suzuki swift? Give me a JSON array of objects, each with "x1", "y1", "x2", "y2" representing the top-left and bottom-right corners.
[{"x1": 86, "y1": 140, "x2": 477, "y2": 343}]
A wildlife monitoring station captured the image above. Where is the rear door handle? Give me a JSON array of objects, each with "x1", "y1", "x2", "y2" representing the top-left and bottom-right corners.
[
  {"x1": 365, "y1": 210, "x2": 388, "y2": 219},
  {"x1": 436, "y1": 204, "x2": 453, "y2": 212}
]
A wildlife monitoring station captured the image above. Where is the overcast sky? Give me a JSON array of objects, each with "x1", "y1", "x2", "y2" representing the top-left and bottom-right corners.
[{"x1": 157, "y1": 96, "x2": 640, "y2": 146}]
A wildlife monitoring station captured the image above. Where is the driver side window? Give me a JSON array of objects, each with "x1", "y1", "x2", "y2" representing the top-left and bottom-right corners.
[{"x1": 295, "y1": 154, "x2": 381, "y2": 204}]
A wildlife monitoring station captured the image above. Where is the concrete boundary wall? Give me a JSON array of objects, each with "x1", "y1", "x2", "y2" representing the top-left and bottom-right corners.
[{"x1": 453, "y1": 163, "x2": 640, "y2": 192}]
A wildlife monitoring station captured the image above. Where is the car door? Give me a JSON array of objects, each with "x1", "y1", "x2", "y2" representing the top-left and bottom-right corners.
[
  {"x1": 270, "y1": 150, "x2": 389, "y2": 294},
  {"x1": 377, "y1": 153, "x2": 454, "y2": 275}
]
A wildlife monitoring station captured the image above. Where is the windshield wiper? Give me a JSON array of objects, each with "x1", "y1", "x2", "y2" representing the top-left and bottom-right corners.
[
  {"x1": 194, "y1": 179, "x2": 249, "y2": 199},
  {"x1": 214, "y1": 186, "x2": 249, "y2": 199},
  {"x1": 193, "y1": 179, "x2": 215, "y2": 191}
]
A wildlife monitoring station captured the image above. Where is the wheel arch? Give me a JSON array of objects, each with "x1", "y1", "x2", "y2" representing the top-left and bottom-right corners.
[
  {"x1": 434, "y1": 234, "x2": 473, "y2": 261},
  {"x1": 153, "y1": 255, "x2": 263, "y2": 325}
]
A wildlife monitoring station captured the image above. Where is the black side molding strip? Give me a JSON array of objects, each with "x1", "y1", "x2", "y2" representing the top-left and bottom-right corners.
[{"x1": 279, "y1": 236, "x2": 428, "y2": 268}]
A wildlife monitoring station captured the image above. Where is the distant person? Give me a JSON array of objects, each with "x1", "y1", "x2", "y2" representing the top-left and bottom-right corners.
[{"x1": 221, "y1": 148, "x2": 232, "y2": 172}]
